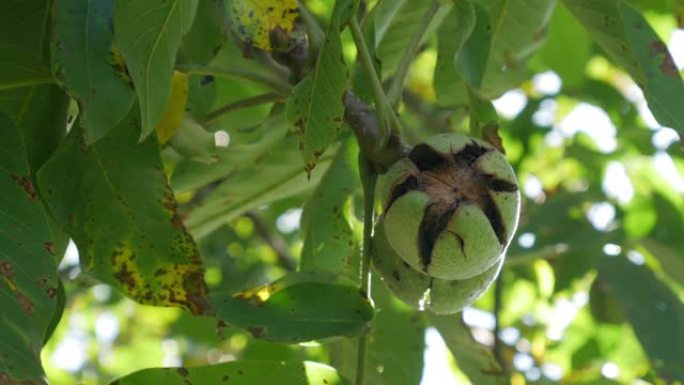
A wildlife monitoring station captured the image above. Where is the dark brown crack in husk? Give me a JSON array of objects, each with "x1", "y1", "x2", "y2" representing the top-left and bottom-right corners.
[{"x1": 386, "y1": 141, "x2": 518, "y2": 268}]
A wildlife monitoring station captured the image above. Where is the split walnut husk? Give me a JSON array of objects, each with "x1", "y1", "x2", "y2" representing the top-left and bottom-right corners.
[{"x1": 373, "y1": 133, "x2": 520, "y2": 313}]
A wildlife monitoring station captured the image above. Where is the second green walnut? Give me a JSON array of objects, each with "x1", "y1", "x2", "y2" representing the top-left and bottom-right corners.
[{"x1": 375, "y1": 133, "x2": 521, "y2": 281}]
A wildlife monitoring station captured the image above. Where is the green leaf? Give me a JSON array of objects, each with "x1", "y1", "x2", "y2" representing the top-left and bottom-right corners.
[
  {"x1": 0, "y1": 113, "x2": 60, "y2": 384},
  {"x1": 170, "y1": 112, "x2": 290, "y2": 193},
  {"x1": 433, "y1": 0, "x2": 475, "y2": 107},
  {"x1": 598, "y1": 256, "x2": 684, "y2": 381},
  {"x1": 430, "y1": 314, "x2": 507, "y2": 385},
  {"x1": 114, "y1": 0, "x2": 199, "y2": 139},
  {"x1": 0, "y1": 85, "x2": 70, "y2": 173},
  {"x1": 178, "y1": 0, "x2": 226, "y2": 65},
  {"x1": 457, "y1": 0, "x2": 557, "y2": 97},
  {"x1": 51, "y1": 0, "x2": 136, "y2": 143},
  {"x1": 467, "y1": 87, "x2": 502, "y2": 149},
  {"x1": 110, "y1": 360, "x2": 349, "y2": 385},
  {"x1": 374, "y1": 0, "x2": 440, "y2": 79},
  {"x1": 0, "y1": 0, "x2": 52, "y2": 89},
  {"x1": 300, "y1": 139, "x2": 360, "y2": 278},
  {"x1": 210, "y1": 272, "x2": 373, "y2": 342},
  {"x1": 184, "y1": 130, "x2": 334, "y2": 240},
  {"x1": 648, "y1": 193, "x2": 684, "y2": 279},
  {"x1": 563, "y1": 0, "x2": 684, "y2": 139},
  {"x1": 642, "y1": 239, "x2": 684, "y2": 288},
  {"x1": 286, "y1": 0, "x2": 352, "y2": 172},
  {"x1": 535, "y1": 2, "x2": 592, "y2": 88},
  {"x1": 365, "y1": 277, "x2": 425, "y2": 385},
  {"x1": 37, "y1": 107, "x2": 208, "y2": 314}
]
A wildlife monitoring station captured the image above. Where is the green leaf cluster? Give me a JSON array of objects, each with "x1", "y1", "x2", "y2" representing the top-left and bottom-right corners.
[{"x1": 1, "y1": 0, "x2": 683, "y2": 384}]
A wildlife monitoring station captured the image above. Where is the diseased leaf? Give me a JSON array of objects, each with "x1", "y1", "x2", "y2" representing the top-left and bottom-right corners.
[
  {"x1": 563, "y1": 0, "x2": 684, "y2": 141},
  {"x1": 0, "y1": 0, "x2": 52, "y2": 89},
  {"x1": 114, "y1": 0, "x2": 198, "y2": 139},
  {"x1": 0, "y1": 113, "x2": 60, "y2": 384},
  {"x1": 430, "y1": 314, "x2": 507, "y2": 385},
  {"x1": 286, "y1": 0, "x2": 353, "y2": 172},
  {"x1": 51, "y1": 0, "x2": 136, "y2": 143},
  {"x1": 227, "y1": 0, "x2": 303, "y2": 52},
  {"x1": 110, "y1": 360, "x2": 349, "y2": 385},
  {"x1": 433, "y1": 0, "x2": 475, "y2": 107},
  {"x1": 155, "y1": 71, "x2": 189, "y2": 145},
  {"x1": 210, "y1": 272, "x2": 373, "y2": 342},
  {"x1": 457, "y1": 0, "x2": 556, "y2": 97},
  {"x1": 300, "y1": 139, "x2": 360, "y2": 279},
  {"x1": 598, "y1": 256, "x2": 684, "y2": 381},
  {"x1": 37, "y1": 107, "x2": 208, "y2": 314}
]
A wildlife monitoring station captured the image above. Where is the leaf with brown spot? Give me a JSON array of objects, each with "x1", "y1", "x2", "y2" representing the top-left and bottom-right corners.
[
  {"x1": 0, "y1": 113, "x2": 60, "y2": 384},
  {"x1": 564, "y1": 0, "x2": 684, "y2": 141},
  {"x1": 228, "y1": 0, "x2": 303, "y2": 52},
  {"x1": 51, "y1": 0, "x2": 136, "y2": 143},
  {"x1": 456, "y1": 0, "x2": 556, "y2": 97},
  {"x1": 37, "y1": 106, "x2": 208, "y2": 314},
  {"x1": 285, "y1": 0, "x2": 352, "y2": 170},
  {"x1": 300, "y1": 139, "x2": 360, "y2": 279}
]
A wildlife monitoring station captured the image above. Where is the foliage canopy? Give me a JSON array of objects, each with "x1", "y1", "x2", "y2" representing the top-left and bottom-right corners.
[{"x1": 1, "y1": 0, "x2": 683, "y2": 384}]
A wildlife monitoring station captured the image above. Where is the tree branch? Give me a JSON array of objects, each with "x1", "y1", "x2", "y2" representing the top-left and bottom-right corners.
[{"x1": 343, "y1": 91, "x2": 410, "y2": 172}]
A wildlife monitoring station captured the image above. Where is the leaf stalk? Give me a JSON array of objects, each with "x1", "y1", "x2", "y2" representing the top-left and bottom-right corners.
[{"x1": 355, "y1": 152, "x2": 376, "y2": 385}]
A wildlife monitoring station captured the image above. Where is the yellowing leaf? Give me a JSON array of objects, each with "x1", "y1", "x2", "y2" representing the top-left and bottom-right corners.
[
  {"x1": 156, "y1": 71, "x2": 189, "y2": 144},
  {"x1": 228, "y1": 0, "x2": 302, "y2": 51}
]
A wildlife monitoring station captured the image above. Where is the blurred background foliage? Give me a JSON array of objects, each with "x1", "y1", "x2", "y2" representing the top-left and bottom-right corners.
[{"x1": 40, "y1": 0, "x2": 684, "y2": 384}]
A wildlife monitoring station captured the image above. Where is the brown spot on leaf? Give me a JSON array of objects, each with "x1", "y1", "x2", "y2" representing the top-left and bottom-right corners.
[
  {"x1": 43, "y1": 241, "x2": 56, "y2": 255},
  {"x1": 481, "y1": 366, "x2": 505, "y2": 376},
  {"x1": 47, "y1": 287, "x2": 58, "y2": 298},
  {"x1": 171, "y1": 214, "x2": 186, "y2": 229},
  {"x1": 649, "y1": 41, "x2": 679, "y2": 77},
  {"x1": 247, "y1": 325, "x2": 265, "y2": 338},
  {"x1": 15, "y1": 291, "x2": 35, "y2": 315},
  {"x1": 482, "y1": 122, "x2": 504, "y2": 153},
  {"x1": 12, "y1": 175, "x2": 37, "y2": 201},
  {"x1": 177, "y1": 367, "x2": 189, "y2": 377},
  {"x1": 114, "y1": 262, "x2": 136, "y2": 290},
  {"x1": 0, "y1": 261, "x2": 14, "y2": 279}
]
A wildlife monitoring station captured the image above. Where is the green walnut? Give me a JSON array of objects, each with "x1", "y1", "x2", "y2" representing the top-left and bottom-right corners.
[
  {"x1": 372, "y1": 133, "x2": 520, "y2": 312},
  {"x1": 373, "y1": 227, "x2": 504, "y2": 314}
]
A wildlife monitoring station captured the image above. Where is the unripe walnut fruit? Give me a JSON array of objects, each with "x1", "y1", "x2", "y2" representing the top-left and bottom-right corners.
[{"x1": 373, "y1": 133, "x2": 520, "y2": 313}]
